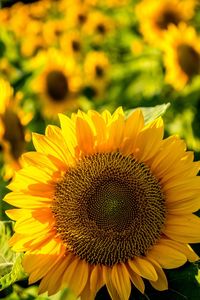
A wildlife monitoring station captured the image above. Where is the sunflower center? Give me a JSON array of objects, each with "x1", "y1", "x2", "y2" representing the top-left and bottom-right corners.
[
  {"x1": 72, "y1": 40, "x2": 81, "y2": 52},
  {"x1": 77, "y1": 13, "x2": 87, "y2": 25},
  {"x1": 46, "y1": 70, "x2": 69, "y2": 102},
  {"x1": 177, "y1": 44, "x2": 200, "y2": 78},
  {"x1": 156, "y1": 10, "x2": 181, "y2": 30},
  {"x1": 95, "y1": 65, "x2": 104, "y2": 78},
  {"x1": 96, "y1": 23, "x2": 106, "y2": 34},
  {"x1": 52, "y1": 152, "x2": 166, "y2": 266},
  {"x1": 2, "y1": 109, "x2": 25, "y2": 159}
]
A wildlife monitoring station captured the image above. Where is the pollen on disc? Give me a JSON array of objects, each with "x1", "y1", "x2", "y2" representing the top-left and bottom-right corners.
[{"x1": 52, "y1": 152, "x2": 166, "y2": 266}]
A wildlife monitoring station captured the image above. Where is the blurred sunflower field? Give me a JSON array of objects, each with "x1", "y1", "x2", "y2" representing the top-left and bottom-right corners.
[{"x1": 1, "y1": 0, "x2": 200, "y2": 299}]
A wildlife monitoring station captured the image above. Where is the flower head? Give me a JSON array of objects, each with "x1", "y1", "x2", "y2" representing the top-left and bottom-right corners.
[
  {"x1": 0, "y1": 79, "x2": 32, "y2": 179},
  {"x1": 83, "y1": 51, "x2": 110, "y2": 98},
  {"x1": 30, "y1": 48, "x2": 82, "y2": 118},
  {"x1": 4, "y1": 108, "x2": 200, "y2": 299},
  {"x1": 163, "y1": 23, "x2": 200, "y2": 90},
  {"x1": 136, "y1": 0, "x2": 196, "y2": 46}
]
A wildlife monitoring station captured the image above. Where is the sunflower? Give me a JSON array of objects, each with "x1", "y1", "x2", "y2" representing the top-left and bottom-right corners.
[
  {"x1": 28, "y1": 0, "x2": 50, "y2": 20},
  {"x1": 83, "y1": 11, "x2": 114, "y2": 41},
  {"x1": 64, "y1": 1, "x2": 90, "y2": 30},
  {"x1": 42, "y1": 19, "x2": 66, "y2": 47},
  {"x1": 136, "y1": 0, "x2": 196, "y2": 46},
  {"x1": 83, "y1": 51, "x2": 110, "y2": 97},
  {"x1": 4, "y1": 107, "x2": 200, "y2": 299},
  {"x1": 103, "y1": 0, "x2": 130, "y2": 7},
  {"x1": 60, "y1": 31, "x2": 83, "y2": 59},
  {"x1": 31, "y1": 49, "x2": 82, "y2": 118},
  {"x1": 0, "y1": 79, "x2": 31, "y2": 180},
  {"x1": 8, "y1": 2, "x2": 30, "y2": 38},
  {"x1": 162, "y1": 23, "x2": 200, "y2": 90},
  {"x1": 0, "y1": 6, "x2": 10, "y2": 24},
  {"x1": 20, "y1": 35, "x2": 46, "y2": 58}
]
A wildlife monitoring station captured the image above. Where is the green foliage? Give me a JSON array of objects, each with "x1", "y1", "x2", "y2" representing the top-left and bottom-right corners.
[
  {"x1": 125, "y1": 103, "x2": 170, "y2": 123},
  {"x1": 0, "y1": 222, "x2": 26, "y2": 292},
  {"x1": 0, "y1": 285, "x2": 77, "y2": 300}
]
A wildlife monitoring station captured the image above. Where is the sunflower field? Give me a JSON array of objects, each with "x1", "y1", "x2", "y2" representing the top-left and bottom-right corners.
[{"x1": 0, "y1": 0, "x2": 200, "y2": 299}]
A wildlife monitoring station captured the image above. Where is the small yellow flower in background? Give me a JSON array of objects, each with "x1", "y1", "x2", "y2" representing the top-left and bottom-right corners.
[
  {"x1": 83, "y1": 51, "x2": 110, "y2": 97},
  {"x1": 131, "y1": 39, "x2": 144, "y2": 56},
  {"x1": 4, "y1": 108, "x2": 200, "y2": 299},
  {"x1": 103, "y1": 0, "x2": 130, "y2": 7},
  {"x1": 30, "y1": 48, "x2": 82, "y2": 118},
  {"x1": 0, "y1": 79, "x2": 32, "y2": 180},
  {"x1": 28, "y1": 0, "x2": 50, "y2": 20},
  {"x1": 20, "y1": 35, "x2": 46, "y2": 58},
  {"x1": 42, "y1": 19, "x2": 66, "y2": 47},
  {"x1": 136, "y1": 0, "x2": 196, "y2": 46},
  {"x1": 60, "y1": 31, "x2": 83, "y2": 59},
  {"x1": 0, "y1": 6, "x2": 10, "y2": 24},
  {"x1": 0, "y1": 78, "x2": 13, "y2": 115},
  {"x1": 163, "y1": 23, "x2": 200, "y2": 90},
  {"x1": 64, "y1": 1, "x2": 90, "y2": 30},
  {"x1": 83, "y1": 10, "x2": 115, "y2": 41},
  {"x1": 7, "y1": 2, "x2": 30, "y2": 38}
]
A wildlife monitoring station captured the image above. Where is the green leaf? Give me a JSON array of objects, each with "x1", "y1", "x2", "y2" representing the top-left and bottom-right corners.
[
  {"x1": 196, "y1": 269, "x2": 200, "y2": 285},
  {"x1": 0, "y1": 40, "x2": 6, "y2": 58},
  {"x1": 125, "y1": 103, "x2": 170, "y2": 124},
  {"x1": 0, "y1": 221, "x2": 26, "y2": 291}
]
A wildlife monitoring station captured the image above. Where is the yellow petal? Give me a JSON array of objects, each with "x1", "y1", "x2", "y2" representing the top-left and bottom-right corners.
[
  {"x1": 167, "y1": 196, "x2": 200, "y2": 214},
  {"x1": 80, "y1": 279, "x2": 92, "y2": 300},
  {"x1": 24, "y1": 232, "x2": 56, "y2": 252},
  {"x1": 23, "y1": 253, "x2": 62, "y2": 283},
  {"x1": 6, "y1": 208, "x2": 31, "y2": 220},
  {"x1": 126, "y1": 264, "x2": 145, "y2": 294},
  {"x1": 158, "y1": 239, "x2": 199, "y2": 262},
  {"x1": 150, "y1": 136, "x2": 186, "y2": 177},
  {"x1": 9, "y1": 233, "x2": 35, "y2": 251},
  {"x1": 160, "y1": 157, "x2": 200, "y2": 185},
  {"x1": 128, "y1": 257, "x2": 158, "y2": 281},
  {"x1": 124, "y1": 109, "x2": 144, "y2": 139},
  {"x1": 32, "y1": 133, "x2": 68, "y2": 166},
  {"x1": 62, "y1": 257, "x2": 89, "y2": 297},
  {"x1": 76, "y1": 117, "x2": 95, "y2": 155},
  {"x1": 147, "y1": 258, "x2": 168, "y2": 291},
  {"x1": 8, "y1": 166, "x2": 53, "y2": 192},
  {"x1": 134, "y1": 117, "x2": 164, "y2": 162},
  {"x1": 121, "y1": 109, "x2": 144, "y2": 156},
  {"x1": 103, "y1": 266, "x2": 121, "y2": 300},
  {"x1": 111, "y1": 264, "x2": 131, "y2": 300},
  {"x1": 38, "y1": 255, "x2": 70, "y2": 296},
  {"x1": 90, "y1": 265, "x2": 104, "y2": 298},
  {"x1": 88, "y1": 110, "x2": 107, "y2": 151},
  {"x1": 45, "y1": 125, "x2": 75, "y2": 165},
  {"x1": 4, "y1": 192, "x2": 52, "y2": 208},
  {"x1": 34, "y1": 237, "x2": 63, "y2": 255},
  {"x1": 14, "y1": 217, "x2": 50, "y2": 234},
  {"x1": 147, "y1": 243, "x2": 187, "y2": 269},
  {"x1": 58, "y1": 113, "x2": 77, "y2": 158},
  {"x1": 108, "y1": 114, "x2": 125, "y2": 150},
  {"x1": 163, "y1": 177, "x2": 200, "y2": 192},
  {"x1": 164, "y1": 214, "x2": 200, "y2": 243},
  {"x1": 21, "y1": 152, "x2": 59, "y2": 172},
  {"x1": 101, "y1": 110, "x2": 112, "y2": 124}
]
